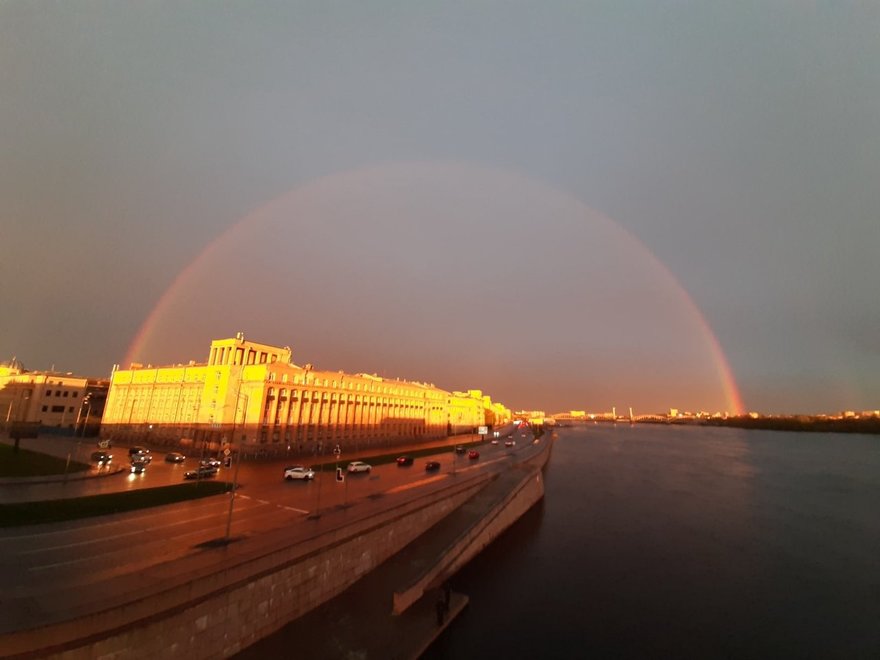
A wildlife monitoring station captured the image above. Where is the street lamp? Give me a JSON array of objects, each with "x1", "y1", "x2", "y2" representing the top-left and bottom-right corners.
[{"x1": 224, "y1": 380, "x2": 248, "y2": 542}]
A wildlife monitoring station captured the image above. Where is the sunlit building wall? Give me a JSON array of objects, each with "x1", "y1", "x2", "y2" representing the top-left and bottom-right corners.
[
  {"x1": 102, "y1": 335, "x2": 502, "y2": 455},
  {"x1": 0, "y1": 363, "x2": 108, "y2": 433}
]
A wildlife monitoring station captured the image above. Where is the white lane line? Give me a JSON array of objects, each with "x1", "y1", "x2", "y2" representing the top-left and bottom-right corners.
[
  {"x1": 385, "y1": 474, "x2": 447, "y2": 494},
  {"x1": 18, "y1": 501, "x2": 268, "y2": 555},
  {"x1": 255, "y1": 499, "x2": 269, "y2": 505},
  {"x1": 280, "y1": 505, "x2": 310, "y2": 514}
]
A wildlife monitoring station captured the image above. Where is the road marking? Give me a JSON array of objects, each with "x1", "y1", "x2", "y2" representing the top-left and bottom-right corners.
[
  {"x1": 280, "y1": 505, "x2": 310, "y2": 514},
  {"x1": 385, "y1": 474, "x2": 446, "y2": 494}
]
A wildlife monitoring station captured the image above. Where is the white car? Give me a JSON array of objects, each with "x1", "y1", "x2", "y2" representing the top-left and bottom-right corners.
[
  {"x1": 283, "y1": 466, "x2": 315, "y2": 481},
  {"x1": 347, "y1": 461, "x2": 371, "y2": 474}
]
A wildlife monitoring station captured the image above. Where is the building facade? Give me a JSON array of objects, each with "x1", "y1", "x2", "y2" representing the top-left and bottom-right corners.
[
  {"x1": 0, "y1": 362, "x2": 108, "y2": 435},
  {"x1": 101, "y1": 334, "x2": 510, "y2": 456}
]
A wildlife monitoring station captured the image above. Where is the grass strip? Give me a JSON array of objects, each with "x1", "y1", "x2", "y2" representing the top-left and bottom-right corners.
[
  {"x1": 0, "y1": 443, "x2": 91, "y2": 477},
  {"x1": 0, "y1": 481, "x2": 229, "y2": 528}
]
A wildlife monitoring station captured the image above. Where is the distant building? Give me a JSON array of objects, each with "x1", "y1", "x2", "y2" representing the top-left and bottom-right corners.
[
  {"x1": 101, "y1": 334, "x2": 510, "y2": 456},
  {"x1": 0, "y1": 362, "x2": 108, "y2": 435}
]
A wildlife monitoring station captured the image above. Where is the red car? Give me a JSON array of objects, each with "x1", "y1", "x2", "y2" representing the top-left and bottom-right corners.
[
  {"x1": 396, "y1": 456, "x2": 414, "y2": 466},
  {"x1": 468, "y1": 450, "x2": 479, "y2": 460}
]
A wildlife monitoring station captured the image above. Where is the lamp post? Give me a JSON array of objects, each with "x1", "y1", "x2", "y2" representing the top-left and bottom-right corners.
[{"x1": 224, "y1": 374, "x2": 247, "y2": 543}]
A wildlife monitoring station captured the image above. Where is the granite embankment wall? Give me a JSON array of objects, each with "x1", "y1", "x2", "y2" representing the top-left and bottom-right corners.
[{"x1": 5, "y1": 473, "x2": 493, "y2": 659}]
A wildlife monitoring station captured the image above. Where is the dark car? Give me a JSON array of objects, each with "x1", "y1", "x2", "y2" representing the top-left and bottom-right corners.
[
  {"x1": 396, "y1": 456, "x2": 414, "y2": 466},
  {"x1": 129, "y1": 446, "x2": 152, "y2": 463},
  {"x1": 90, "y1": 451, "x2": 112, "y2": 466},
  {"x1": 184, "y1": 465, "x2": 218, "y2": 480},
  {"x1": 468, "y1": 450, "x2": 480, "y2": 460},
  {"x1": 165, "y1": 452, "x2": 186, "y2": 463},
  {"x1": 425, "y1": 461, "x2": 441, "y2": 471},
  {"x1": 454, "y1": 445, "x2": 466, "y2": 454},
  {"x1": 130, "y1": 459, "x2": 148, "y2": 474}
]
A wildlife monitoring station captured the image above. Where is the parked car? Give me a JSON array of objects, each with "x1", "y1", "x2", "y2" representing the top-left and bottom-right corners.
[
  {"x1": 184, "y1": 465, "x2": 218, "y2": 480},
  {"x1": 504, "y1": 440, "x2": 516, "y2": 447},
  {"x1": 130, "y1": 460, "x2": 148, "y2": 474},
  {"x1": 90, "y1": 451, "x2": 112, "y2": 466},
  {"x1": 200, "y1": 457, "x2": 223, "y2": 469},
  {"x1": 454, "y1": 445, "x2": 466, "y2": 454},
  {"x1": 128, "y1": 446, "x2": 152, "y2": 463},
  {"x1": 425, "y1": 461, "x2": 441, "y2": 471},
  {"x1": 283, "y1": 466, "x2": 315, "y2": 481},
  {"x1": 165, "y1": 452, "x2": 186, "y2": 463},
  {"x1": 347, "y1": 461, "x2": 371, "y2": 474},
  {"x1": 468, "y1": 450, "x2": 480, "y2": 460},
  {"x1": 396, "y1": 456, "x2": 414, "y2": 466}
]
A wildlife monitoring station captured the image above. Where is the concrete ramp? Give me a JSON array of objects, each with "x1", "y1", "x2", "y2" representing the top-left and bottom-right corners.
[{"x1": 392, "y1": 453, "x2": 547, "y2": 615}]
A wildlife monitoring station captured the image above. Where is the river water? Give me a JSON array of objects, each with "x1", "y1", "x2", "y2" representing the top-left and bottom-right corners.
[{"x1": 424, "y1": 424, "x2": 880, "y2": 659}]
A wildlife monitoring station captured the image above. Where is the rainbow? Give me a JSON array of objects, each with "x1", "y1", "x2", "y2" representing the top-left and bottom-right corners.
[{"x1": 125, "y1": 162, "x2": 744, "y2": 415}]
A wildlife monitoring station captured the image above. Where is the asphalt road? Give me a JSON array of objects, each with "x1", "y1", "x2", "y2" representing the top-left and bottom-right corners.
[{"x1": 0, "y1": 430, "x2": 537, "y2": 621}]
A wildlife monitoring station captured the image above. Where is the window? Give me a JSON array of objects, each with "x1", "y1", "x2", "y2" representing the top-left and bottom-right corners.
[
  {"x1": 63, "y1": 391, "x2": 69, "y2": 397},
  {"x1": 72, "y1": 392, "x2": 78, "y2": 398},
  {"x1": 42, "y1": 405, "x2": 48, "y2": 412},
  {"x1": 51, "y1": 405, "x2": 65, "y2": 413},
  {"x1": 55, "y1": 391, "x2": 61, "y2": 397},
  {"x1": 69, "y1": 406, "x2": 74, "y2": 413},
  {"x1": 46, "y1": 390, "x2": 52, "y2": 397}
]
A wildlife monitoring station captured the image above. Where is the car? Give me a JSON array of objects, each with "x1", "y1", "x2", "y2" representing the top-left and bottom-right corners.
[
  {"x1": 347, "y1": 461, "x2": 371, "y2": 474},
  {"x1": 184, "y1": 465, "x2": 218, "y2": 480},
  {"x1": 130, "y1": 460, "x2": 148, "y2": 474},
  {"x1": 454, "y1": 445, "x2": 466, "y2": 454},
  {"x1": 165, "y1": 452, "x2": 186, "y2": 463},
  {"x1": 425, "y1": 461, "x2": 441, "y2": 471},
  {"x1": 490, "y1": 439, "x2": 499, "y2": 445},
  {"x1": 90, "y1": 451, "x2": 112, "y2": 466},
  {"x1": 200, "y1": 457, "x2": 223, "y2": 468},
  {"x1": 396, "y1": 456, "x2": 414, "y2": 466},
  {"x1": 468, "y1": 450, "x2": 480, "y2": 460},
  {"x1": 128, "y1": 446, "x2": 152, "y2": 463},
  {"x1": 505, "y1": 440, "x2": 516, "y2": 447},
  {"x1": 283, "y1": 466, "x2": 315, "y2": 481}
]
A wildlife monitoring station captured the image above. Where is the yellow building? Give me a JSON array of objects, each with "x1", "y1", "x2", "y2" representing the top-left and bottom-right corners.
[
  {"x1": 102, "y1": 334, "x2": 506, "y2": 457},
  {"x1": 0, "y1": 362, "x2": 108, "y2": 435}
]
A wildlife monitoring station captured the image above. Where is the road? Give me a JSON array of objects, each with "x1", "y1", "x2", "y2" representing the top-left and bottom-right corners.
[{"x1": 0, "y1": 429, "x2": 538, "y2": 631}]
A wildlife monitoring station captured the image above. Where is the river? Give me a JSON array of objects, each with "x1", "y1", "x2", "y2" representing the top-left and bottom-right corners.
[{"x1": 424, "y1": 423, "x2": 880, "y2": 659}]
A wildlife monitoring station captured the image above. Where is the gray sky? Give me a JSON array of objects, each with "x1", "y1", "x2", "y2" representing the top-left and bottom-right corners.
[{"x1": 2, "y1": 1, "x2": 878, "y2": 415}]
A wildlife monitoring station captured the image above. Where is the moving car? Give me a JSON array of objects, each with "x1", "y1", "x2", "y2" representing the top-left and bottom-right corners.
[
  {"x1": 454, "y1": 445, "x2": 466, "y2": 454},
  {"x1": 490, "y1": 439, "x2": 499, "y2": 445},
  {"x1": 128, "y1": 446, "x2": 152, "y2": 463},
  {"x1": 468, "y1": 450, "x2": 480, "y2": 460},
  {"x1": 504, "y1": 440, "x2": 516, "y2": 447},
  {"x1": 200, "y1": 457, "x2": 223, "y2": 468},
  {"x1": 90, "y1": 451, "x2": 112, "y2": 466},
  {"x1": 184, "y1": 465, "x2": 218, "y2": 480},
  {"x1": 425, "y1": 461, "x2": 441, "y2": 471},
  {"x1": 283, "y1": 466, "x2": 315, "y2": 481},
  {"x1": 347, "y1": 461, "x2": 371, "y2": 474},
  {"x1": 396, "y1": 456, "x2": 414, "y2": 466},
  {"x1": 165, "y1": 452, "x2": 186, "y2": 463},
  {"x1": 130, "y1": 459, "x2": 148, "y2": 474}
]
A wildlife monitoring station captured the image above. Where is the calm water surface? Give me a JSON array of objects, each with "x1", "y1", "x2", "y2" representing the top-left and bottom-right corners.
[{"x1": 425, "y1": 424, "x2": 880, "y2": 659}]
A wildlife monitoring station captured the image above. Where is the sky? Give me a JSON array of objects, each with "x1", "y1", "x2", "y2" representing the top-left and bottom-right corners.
[{"x1": 1, "y1": 1, "x2": 878, "y2": 415}]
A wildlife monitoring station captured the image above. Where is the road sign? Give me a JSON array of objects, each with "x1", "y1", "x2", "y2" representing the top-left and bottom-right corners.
[
  {"x1": 223, "y1": 447, "x2": 231, "y2": 456},
  {"x1": 336, "y1": 467, "x2": 344, "y2": 482},
  {"x1": 97, "y1": 439, "x2": 111, "y2": 449},
  {"x1": 478, "y1": 426, "x2": 489, "y2": 435},
  {"x1": 333, "y1": 444, "x2": 341, "y2": 456}
]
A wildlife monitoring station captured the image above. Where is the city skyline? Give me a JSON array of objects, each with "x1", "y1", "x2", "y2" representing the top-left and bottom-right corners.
[{"x1": 2, "y1": 3, "x2": 878, "y2": 415}]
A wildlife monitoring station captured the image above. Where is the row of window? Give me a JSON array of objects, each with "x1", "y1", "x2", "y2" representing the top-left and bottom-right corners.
[
  {"x1": 45, "y1": 390, "x2": 78, "y2": 398},
  {"x1": 42, "y1": 405, "x2": 75, "y2": 413}
]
